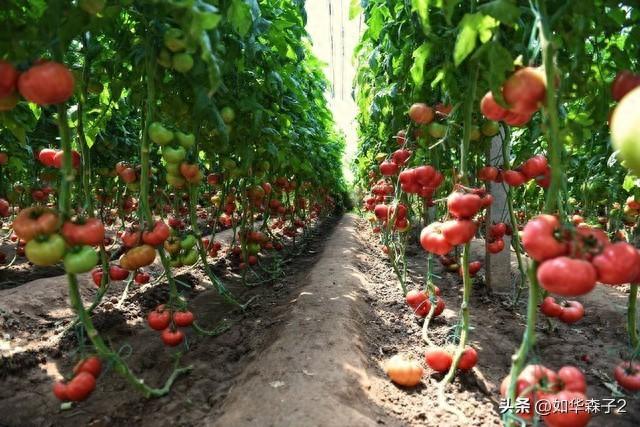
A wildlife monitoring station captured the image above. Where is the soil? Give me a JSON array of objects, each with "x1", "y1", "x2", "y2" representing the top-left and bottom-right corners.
[{"x1": 0, "y1": 213, "x2": 638, "y2": 427}]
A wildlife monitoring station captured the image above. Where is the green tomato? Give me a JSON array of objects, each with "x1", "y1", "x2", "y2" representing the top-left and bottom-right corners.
[
  {"x1": 180, "y1": 234, "x2": 197, "y2": 250},
  {"x1": 222, "y1": 159, "x2": 236, "y2": 171},
  {"x1": 221, "y1": 106, "x2": 235, "y2": 124},
  {"x1": 176, "y1": 131, "x2": 195, "y2": 149},
  {"x1": 180, "y1": 248, "x2": 198, "y2": 266},
  {"x1": 25, "y1": 234, "x2": 66, "y2": 266},
  {"x1": 611, "y1": 86, "x2": 640, "y2": 175},
  {"x1": 375, "y1": 153, "x2": 386, "y2": 162},
  {"x1": 427, "y1": 122, "x2": 446, "y2": 139},
  {"x1": 162, "y1": 146, "x2": 186, "y2": 164},
  {"x1": 166, "y1": 174, "x2": 185, "y2": 188},
  {"x1": 247, "y1": 243, "x2": 261, "y2": 255},
  {"x1": 64, "y1": 246, "x2": 99, "y2": 274},
  {"x1": 164, "y1": 28, "x2": 187, "y2": 52},
  {"x1": 79, "y1": 0, "x2": 105, "y2": 15},
  {"x1": 481, "y1": 120, "x2": 500, "y2": 137},
  {"x1": 169, "y1": 256, "x2": 183, "y2": 268},
  {"x1": 229, "y1": 168, "x2": 243, "y2": 179},
  {"x1": 172, "y1": 53, "x2": 194, "y2": 73},
  {"x1": 157, "y1": 49, "x2": 172, "y2": 68},
  {"x1": 149, "y1": 122, "x2": 174, "y2": 146},
  {"x1": 165, "y1": 162, "x2": 181, "y2": 175},
  {"x1": 469, "y1": 125, "x2": 481, "y2": 141},
  {"x1": 126, "y1": 182, "x2": 140, "y2": 192}
]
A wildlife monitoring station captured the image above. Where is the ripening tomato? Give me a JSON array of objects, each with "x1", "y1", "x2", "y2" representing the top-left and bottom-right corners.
[
  {"x1": 480, "y1": 91, "x2": 507, "y2": 121},
  {"x1": 12, "y1": 207, "x2": 59, "y2": 242},
  {"x1": 119, "y1": 245, "x2": 156, "y2": 271},
  {"x1": 613, "y1": 361, "x2": 640, "y2": 391},
  {"x1": 61, "y1": 218, "x2": 105, "y2": 246},
  {"x1": 408, "y1": 103, "x2": 434, "y2": 124},
  {"x1": 384, "y1": 355, "x2": 424, "y2": 387},
  {"x1": 18, "y1": 61, "x2": 74, "y2": 105},
  {"x1": 420, "y1": 222, "x2": 453, "y2": 255},
  {"x1": 502, "y1": 67, "x2": 546, "y2": 114},
  {"x1": 441, "y1": 220, "x2": 477, "y2": 245},
  {"x1": 537, "y1": 257, "x2": 597, "y2": 296},
  {"x1": 65, "y1": 372, "x2": 96, "y2": 402},
  {"x1": 161, "y1": 328, "x2": 185, "y2": 346},
  {"x1": 522, "y1": 215, "x2": 567, "y2": 262}
]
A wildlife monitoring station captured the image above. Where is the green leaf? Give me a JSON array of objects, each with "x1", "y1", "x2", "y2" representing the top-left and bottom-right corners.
[
  {"x1": 453, "y1": 13, "x2": 499, "y2": 66},
  {"x1": 349, "y1": 0, "x2": 362, "y2": 19},
  {"x1": 410, "y1": 43, "x2": 431, "y2": 89},
  {"x1": 478, "y1": 0, "x2": 521, "y2": 26},
  {"x1": 227, "y1": 0, "x2": 253, "y2": 37},
  {"x1": 623, "y1": 174, "x2": 639, "y2": 192},
  {"x1": 368, "y1": 7, "x2": 386, "y2": 41},
  {"x1": 411, "y1": 0, "x2": 431, "y2": 35}
]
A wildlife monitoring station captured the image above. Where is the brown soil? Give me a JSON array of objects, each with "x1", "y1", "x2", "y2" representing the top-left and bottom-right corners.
[{"x1": 0, "y1": 214, "x2": 638, "y2": 426}]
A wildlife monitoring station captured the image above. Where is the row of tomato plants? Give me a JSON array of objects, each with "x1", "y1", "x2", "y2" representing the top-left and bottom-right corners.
[{"x1": 354, "y1": 1, "x2": 640, "y2": 426}]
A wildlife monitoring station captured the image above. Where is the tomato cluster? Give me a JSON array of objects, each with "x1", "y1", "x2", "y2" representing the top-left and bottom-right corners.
[
  {"x1": 53, "y1": 356, "x2": 102, "y2": 402},
  {"x1": 425, "y1": 346, "x2": 477, "y2": 373},
  {"x1": 539, "y1": 297, "x2": 585, "y2": 324},
  {"x1": 522, "y1": 214, "x2": 640, "y2": 296},
  {"x1": 500, "y1": 365, "x2": 590, "y2": 427},
  {"x1": 147, "y1": 304, "x2": 195, "y2": 347},
  {"x1": 478, "y1": 155, "x2": 550, "y2": 189},
  {"x1": 405, "y1": 286, "x2": 444, "y2": 318},
  {"x1": 480, "y1": 67, "x2": 547, "y2": 127}
]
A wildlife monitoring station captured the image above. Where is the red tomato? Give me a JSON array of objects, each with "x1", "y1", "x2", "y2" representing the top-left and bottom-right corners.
[
  {"x1": 52, "y1": 381, "x2": 69, "y2": 401},
  {"x1": 613, "y1": 361, "x2": 640, "y2": 391},
  {"x1": 478, "y1": 166, "x2": 499, "y2": 181},
  {"x1": 522, "y1": 215, "x2": 568, "y2": 262},
  {"x1": 391, "y1": 149, "x2": 412, "y2": 166},
  {"x1": 570, "y1": 225, "x2": 610, "y2": 260},
  {"x1": 395, "y1": 130, "x2": 407, "y2": 145},
  {"x1": 52, "y1": 150, "x2": 81, "y2": 169},
  {"x1": 73, "y1": 356, "x2": 102, "y2": 378},
  {"x1": 490, "y1": 223, "x2": 507, "y2": 239},
  {"x1": 38, "y1": 149, "x2": 58, "y2": 167},
  {"x1": 109, "y1": 265, "x2": 130, "y2": 281},
  {"x1": 91, "y1": 268, "x2": 104, "y2": 287},
  {"x1": 592, "y1": 242, "x2": 640, "y2": 285},
  {"x1": 537, "y1": 257, "x2": 597, "y2": 296},
  {"x1": 121, "y1": 229, "x2": 142, "y2": 248},
  {"x1": 425, "y1": 347, "x2": 453, "y2": 373},
  {"x1": 379, "y1": 160, "x2": 399, "y2": 176},
  {"x1": 520, "y1": 155, "x2": 548, "y2": 179},
  {"x1": 142, "y1": 221, "x2": 170, "y2": 246},
  {"x1": 65, "y1": 372, "x2": 96, "y2": 402},
  {"x1": 119, "y1": 167, "x2": 137, "y2": 183},
  {"x1": 503, "y1": 110, "x2": 532, "y2": 127},
  {"x1": 447, "y1": 192, "x2": 482, "y2": 219},
  {"x1": 540, "y1": 296, "x2": 563, "y2": 318},
  {"x1": 540, "y1": 390, "x2": 591, "y2": 427},
  {"x1": 433, "y1": 296, "x2": 445, "y2": 316},
  {"x1": 487, "y1": 238, "x2": 505, "y2": 253},
  {"x1": 466, "y1": 261, "x2": 482, "y2": 276},
  {"x1": 503, "y1": 170, "x2": 527, "y2": 187},
  {"x1": 18, "y1": 61, "x2": 75, "y2": 105},
  {"x1": 173, "y1": 310, "x2": 195, "y2": 327},
  {"x1": 458, "y1": 347, "x2": 478, "y2": 370},
  {"x1": 0, "y1": 60, "x2": 19, "y2": 98},
  {"x1": 612, "y1": 70, "x2": 640, "y2": 101},
  {"x1": 558, "y1": 300, "x2": 584, "y2": 324},
  {"x1": 420, "y1": 222, "x2": 453, "y2": 255},
  {"x1": 441, "y1": 220, "x2": 477, "y2": 246},
  {"x1": 480, "y1": 91, "x2": 507, "y2": 120},
  {"x1": 147, "y1": 308, "x2": 171, "y2": 331},
  {"x1": 134, "y1": 272, "x2": 151, "y2": 284},
  {"x1": 161, "y1": 328, "x2": 185, "y2": 346}
]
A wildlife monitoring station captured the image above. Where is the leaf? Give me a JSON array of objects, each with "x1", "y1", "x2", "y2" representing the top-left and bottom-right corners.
[
  {"x1": 454, "y1": 13, "x2": 499, "y2": 66},
  {"x1": 410, "y1": 43, "x2": 431, "y2": 89},
  {"x1": 411, "y1": 0, "x2": 431, "y2": 35},
  {"x1": 368, "y1": 7, "x2": 386, "y2": 41},
  {"x1": 478, "y1": 0, "x2": 521, "y2": 26},
  {"x1": 349, "y1": 0, "x2": 362, "y2": 19},
  {"x1": 623, "y1": 174, "x2": 638, "y2": 192},
  {"x1": 227, "y1": 0, "x2": 253, "y2": 37},
  {"x1": 441, "y1": 0, "x2": 461, "y2": 25}
]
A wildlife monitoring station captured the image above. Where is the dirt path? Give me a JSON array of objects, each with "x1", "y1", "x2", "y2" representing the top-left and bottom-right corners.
[{"x1": 211, "y1": 214, "x2": 391, "y2": 426}]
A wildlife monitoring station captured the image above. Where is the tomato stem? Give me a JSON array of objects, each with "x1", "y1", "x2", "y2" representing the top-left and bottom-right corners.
[{"x1": 629, "y1": 283, "x2": 639, "y2": 349}]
